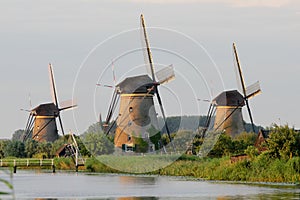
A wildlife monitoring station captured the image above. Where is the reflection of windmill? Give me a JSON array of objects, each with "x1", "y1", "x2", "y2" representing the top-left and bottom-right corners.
[
  {"x1": 204, "y1": 43, "x2": 261, "y2": 137},
  {"x1": 23, "y1": 64, "x2": 77, "y2": 142},
  {"x1": 103, "y1": 14, "x2": 175, "y2": 153}
]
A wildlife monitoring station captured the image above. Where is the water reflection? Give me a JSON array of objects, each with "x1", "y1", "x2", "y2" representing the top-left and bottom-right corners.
[
  {"x1": 8, "y1": 172, "x2": 300, "y2": 199},
  {"x1": 119, "y1": 176, "x2": 157, "y2": 185},
  {"x1": 117, "y1": 198, "x2": 158, "y2": 200}
]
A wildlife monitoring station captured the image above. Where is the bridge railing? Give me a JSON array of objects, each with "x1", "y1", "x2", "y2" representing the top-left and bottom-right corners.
[{"x1": 0, "y1": 159, "x2": 55, "y2": 173}]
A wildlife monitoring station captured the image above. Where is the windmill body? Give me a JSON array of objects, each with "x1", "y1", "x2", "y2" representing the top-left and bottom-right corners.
[
  {"x1": 114, "y1": 75, "x2": 159, "y2": 152},
  {"x1": 31, "y1": 103, "x2": 59, "y2": 142},
  {"x1": 103, "y1": 14, "x2": 175, "y2": 153},
  {"x1": 213, "y1": 90, "x2": 245, "y2": 137},
  {"x1": 204, "y1": 43, "x2": 261, "y2": 138},
  {"x1": 23, "y1": 64, "x2": 77, "y2": 142}
]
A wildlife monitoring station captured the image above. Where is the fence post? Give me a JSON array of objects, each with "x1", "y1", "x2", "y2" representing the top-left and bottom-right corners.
[
  {"x1": 51, "y1": 159, "x2": 55, "y2": 173},
  {"x1": 13, "y1": 160, "x2": 17, "y2": 173}
]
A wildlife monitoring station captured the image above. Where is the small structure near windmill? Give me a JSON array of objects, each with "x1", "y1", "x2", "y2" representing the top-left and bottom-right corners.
[
  {"x1": 23, "y1": 64, "x2": 77, "y2": 142},
  {"x1": 254, "y1": 129, "x2": 270, "y2": 152},
  {"x1": 103, "y1": 15, "x2": 175, "y2": 153},
  {"x1": 204, "y1": 43, "x2": 261, "y2": 137},
  {"x1": 55, "y1": 132, "x2": 85, "y2": 171}
]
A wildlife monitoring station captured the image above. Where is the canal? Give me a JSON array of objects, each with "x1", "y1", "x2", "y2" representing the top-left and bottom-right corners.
[{"x1": 1, "y1": 171, "x2": 299, "y2": 199}]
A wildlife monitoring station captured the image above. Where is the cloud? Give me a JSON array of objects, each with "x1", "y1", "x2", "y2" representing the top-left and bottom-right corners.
[{"x1": 127, "y1": 0, "x2": 292, "y2": 8}]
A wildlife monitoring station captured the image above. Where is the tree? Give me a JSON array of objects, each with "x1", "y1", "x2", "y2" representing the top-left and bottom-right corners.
[
  {"x1": 82, "y1": 122, "x2": 102, "y2": 135},
  {"x1": 267, "y1": 125, "x2": 300, "y2": 160},
  {"x1": 81, "y1": 132, "x2": 114, "y2": 156},
  {"x1": 34, "y1": 142, "x2": 52, "y2": 158},
  {"x1": 12, "y1": 129, "x2": 25, "y2": 141},
  {"x1": 4, "y1": 140, "x2": 25, "y2": 158},
  {"x1": 208, "y1": 133, "x2": 234, "y2": 157},
  {"x1": 244, "y1": 145, "x2": 259, "y2": 160},
  {"x1": 232, "y1": 132, "x2": 257, "y2": 155},
  {"x1": 24, "y1": 139, "x2": 38, "y2": 158},
  {"x1": 0, "y1": 140, "x2": 10, "y2": 158}
]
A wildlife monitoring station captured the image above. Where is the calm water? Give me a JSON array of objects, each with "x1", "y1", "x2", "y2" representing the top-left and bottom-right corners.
[{"x1": 1, "y1": 170, "x2": 299, "y2": 199}]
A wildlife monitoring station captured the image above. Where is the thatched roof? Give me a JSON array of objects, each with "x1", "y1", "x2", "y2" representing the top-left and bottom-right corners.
[
  {"x1": 212, "y1": 90, "x2": 245, "y2": 107},
  {"x1": 116, "y1": 75, "x2": 155, "y2": 94}
]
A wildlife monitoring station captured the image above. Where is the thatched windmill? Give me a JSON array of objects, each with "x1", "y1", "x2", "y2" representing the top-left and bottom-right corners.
[
  {"x1": 23, "y1": 64, "x2": 77, "y2": 142},
  {"x1": 204, "y1": 43, "x2": 261, "y2": 137},
  {"x1": 103, "y1": 15, "x2": 175, "y2": 153}
]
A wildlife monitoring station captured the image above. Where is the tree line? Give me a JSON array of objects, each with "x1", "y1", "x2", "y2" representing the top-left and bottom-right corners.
[{"x1": 1, "y1": 118, "x2": 299, "y2": 162}]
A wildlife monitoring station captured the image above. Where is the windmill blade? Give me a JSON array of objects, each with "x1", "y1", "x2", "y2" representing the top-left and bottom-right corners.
[
  {"x1": 59, "y1": 99, "x2": 77, "y2": 111},
  {"x1": 58, "y1": 114, "x2": 65, "y2": 136},
  {"x1": 245, "y1": 99, "x2": 255, "y2": 133},
  {"x1": 140, "y1": 17, "x2": 151, "y2": 76},
  {"x1": 156, "y1": 65, "x2": 175, "y2": 85},
  {"x1": 48, "y1": 63, "x2": 59, "y2": 107},
  {"x1": 96, "y1": 83, "x2": 114, "y2": 88},
  {"x1": 105, "y1": 90, "x2": 119, "y2": 126},
  {"x1": 140, "y1": 14, "x2": 156, "y2": 82},
  {"x1": 20, "y1": 108, "x2": 31, "y2": 112},
  {"x1": 155, "y1": 88, "x2": 176, "y2": 151},
  {"x1": 99, "y1": 113, "x2": 104, "y2": 131},
  {"x1": 246, "y1": 81, "x2": 262, "y2": 99},
  {"x1": 29, "y1": 93, "x2": 32, "y2": 109},
  {"x1": 23, "y1": 113, "x2": 35, "y2": 141},
  {"x1": 111, "y1": 60, "x2": 117, "y2": 86},
  {"x1": 140, "y1": 14, "x2": 175, "y2": 151},
  {"x1": 233, "y1": 43, "x2": 247, "y2": 97}
]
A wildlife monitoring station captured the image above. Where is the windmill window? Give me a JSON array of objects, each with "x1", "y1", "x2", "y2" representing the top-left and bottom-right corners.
[
  {"x1": 128, "y1": 135, "x2": 131, "y2": 141},
  {"x1": 129, "y1": 107, "x2": 133, "y2": 112}
]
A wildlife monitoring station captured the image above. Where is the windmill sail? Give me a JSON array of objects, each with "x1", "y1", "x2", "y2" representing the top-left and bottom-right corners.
[
  {"x1": 140, "y1": 17, "x2": 152, "y2": 77},
  {"x1": 246, "y1": 81, "x2": 261, "y2": 99},
  {"x1": 59, "y1": 99, "x2": 77, "y2": 111},
  {"x1": 156, "y1": 65, "x2": 175, "y2": 84},
  {"x1": 48, "y1": 63, "x2": 59, "y2": 106},
  {"x1": 233, "y1": 43, "x2": 261, "y2": 133},
  {"x1": 140, "y1": 14, "x2": 175, "y2": 151},
  {"x1": 140, "y1": 14, "x2": 156, "y2": 82}
]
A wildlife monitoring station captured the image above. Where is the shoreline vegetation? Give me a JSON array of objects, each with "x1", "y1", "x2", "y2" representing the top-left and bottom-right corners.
[
  {"x1": 3, "y1": 154, "x2": 298, "y2": 184},
  {"x1": 1, "y1": 124, "x2": 300, "y2": 184},
  {"x1": 3, "y1": 153, "x2": 297, "y2": 184},
  {"x1": 52, "y1": 154, "x2": 299, "y2": 184}
]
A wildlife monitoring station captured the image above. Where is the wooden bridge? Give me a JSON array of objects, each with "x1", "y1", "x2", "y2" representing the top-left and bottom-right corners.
[{"x1": 0, "y1": 159, "x2": 55, "y2": 173}]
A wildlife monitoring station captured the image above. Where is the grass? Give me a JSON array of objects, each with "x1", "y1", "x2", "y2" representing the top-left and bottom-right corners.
[
  {"x1": 81, "y1": 154, "x2": 300, "y2": 183},
  {"x1": 4, "y1": 155, "x2": 299, "y2": 183}
]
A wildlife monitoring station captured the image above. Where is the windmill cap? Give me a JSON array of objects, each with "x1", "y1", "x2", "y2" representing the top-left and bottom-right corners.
[
  {"x1": 116, "y1": 74, "x2": 155, "y2": 94},
  {"x1": 31, "y1": 103, "x2": 59, "y2": 116},
  {"x1": 212, "y1": 90, "x2": 245, "y2": 107}
]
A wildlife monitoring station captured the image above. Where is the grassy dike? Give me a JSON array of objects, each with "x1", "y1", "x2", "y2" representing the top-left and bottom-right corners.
[{"x1": 53, "y1": 154, "x2": 300, "y2": 184}]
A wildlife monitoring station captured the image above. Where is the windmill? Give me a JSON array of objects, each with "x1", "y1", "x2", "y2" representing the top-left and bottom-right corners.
[
  {"x1": 23, "y1": 64, "x2": 77, "y2": 142},
  {"x1": 103, "y1": 14, "x2": 175, "y2": 153},
  {"x1": 203, "y1": 43, "x2": 261, "y2": 137}
]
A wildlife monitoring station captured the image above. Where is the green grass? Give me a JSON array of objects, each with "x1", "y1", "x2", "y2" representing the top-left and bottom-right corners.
[
  {"x1": 5, "y1": 155, "x2": 298, "y2": 183},
  {"x1": 81, "y1": 154, "x2": 300, "y2": 183}
]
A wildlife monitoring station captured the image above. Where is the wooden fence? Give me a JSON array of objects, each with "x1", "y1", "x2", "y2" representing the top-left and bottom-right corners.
[{"x1": 0, "y1": 159, "x2": 55, "y2": 173}]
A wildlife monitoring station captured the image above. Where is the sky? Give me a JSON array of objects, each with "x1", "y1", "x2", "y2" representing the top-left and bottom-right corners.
[{"x1": 0, "y1": 0, "x2": 299, "y2": 139}]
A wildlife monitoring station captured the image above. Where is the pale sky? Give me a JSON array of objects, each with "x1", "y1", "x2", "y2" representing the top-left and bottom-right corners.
[{"x1": 0, "y1": 0, "x2": 299, "y2": 138}]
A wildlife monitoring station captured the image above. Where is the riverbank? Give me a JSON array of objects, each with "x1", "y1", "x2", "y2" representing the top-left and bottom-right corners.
[{"x1": 52, "y1": 154, "x2": 300, "y2": 184}]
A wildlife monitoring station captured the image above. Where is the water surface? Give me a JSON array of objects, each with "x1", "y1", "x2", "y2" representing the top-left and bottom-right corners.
[{"x1": 1, "y1": 171, "x2": 299, "y2": 199}]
